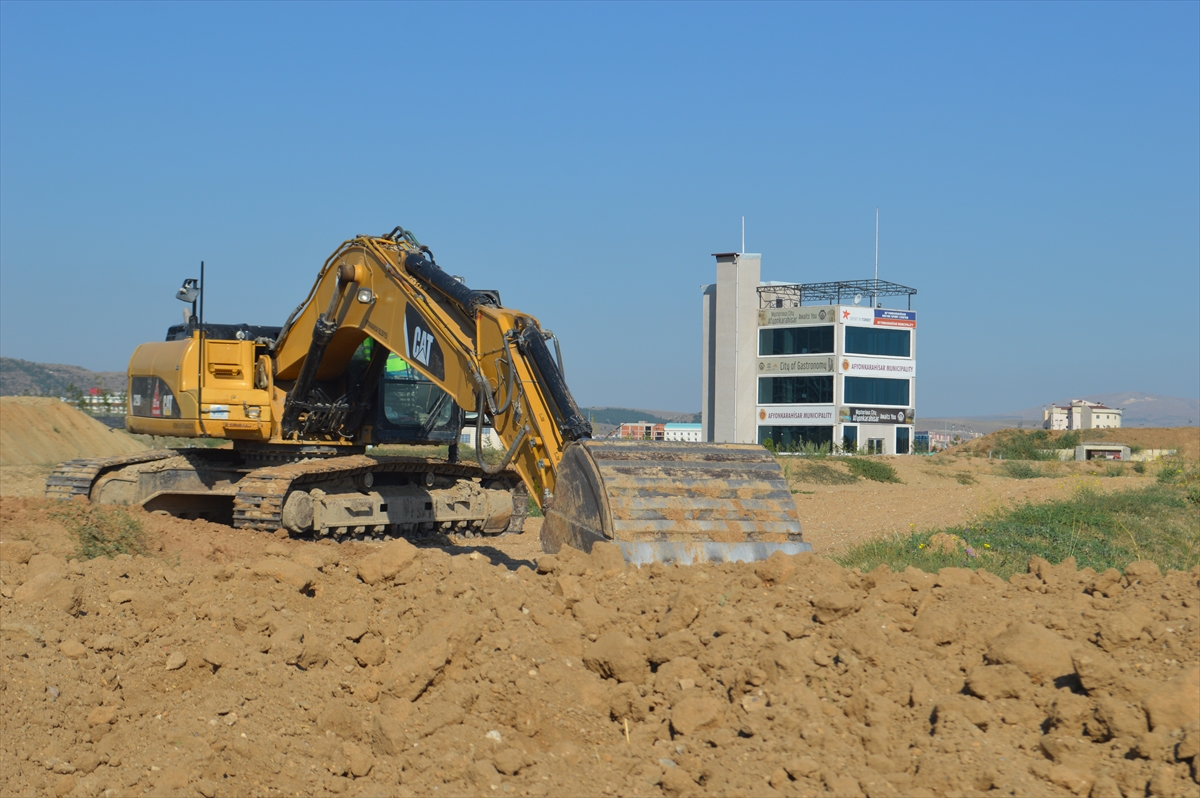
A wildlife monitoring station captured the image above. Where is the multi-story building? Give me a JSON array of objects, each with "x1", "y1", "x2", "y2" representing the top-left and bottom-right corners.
[
  {"x1": 701, "y1": 252, "x2": 917, "y2": 454},
  {"x1": 663, "y1": 422, "x2": 702, "y2": 442},
  {"x1": 619, "y1": 422, "x2": 665, "y2": 441},
  {"x1": 1043, "y1": 400, "x2": 1122, "y2": 430}
]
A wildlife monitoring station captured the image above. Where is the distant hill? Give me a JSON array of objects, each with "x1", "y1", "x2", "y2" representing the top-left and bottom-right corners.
[
  {"x1": 921, "y1": 392, "x2": 1199, "y2": 434},
  {"x1": 0, "y1": 358, "x2": 125, "y2": 397},
  {"x1": 583, "y1": 407, "x2": 701, "y2": 427}
]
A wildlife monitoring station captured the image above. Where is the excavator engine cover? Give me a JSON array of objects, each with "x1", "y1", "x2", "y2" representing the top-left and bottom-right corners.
[{"x1": 542, "y1": 440, "x2": 811, "y2": 565}]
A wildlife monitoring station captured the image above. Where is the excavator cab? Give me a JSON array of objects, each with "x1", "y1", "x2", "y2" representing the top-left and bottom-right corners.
[{"x1": 373, "y1": 352, "x2": 463, "y2": 445}]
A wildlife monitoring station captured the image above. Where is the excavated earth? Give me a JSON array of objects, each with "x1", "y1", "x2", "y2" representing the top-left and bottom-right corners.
[{"x1": 1, "y1": 497, "x2": 1198, "y2": 798}]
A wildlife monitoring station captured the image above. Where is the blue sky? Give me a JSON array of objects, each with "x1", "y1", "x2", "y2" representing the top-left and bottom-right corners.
[{"x1": 2, "y1": 2, "x2": 1197, "y2": 416}]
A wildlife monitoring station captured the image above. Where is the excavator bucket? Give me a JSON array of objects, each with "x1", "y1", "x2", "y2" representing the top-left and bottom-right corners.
[{"x1": 541, "y1": 440, "x2": 812, "y2": 565}]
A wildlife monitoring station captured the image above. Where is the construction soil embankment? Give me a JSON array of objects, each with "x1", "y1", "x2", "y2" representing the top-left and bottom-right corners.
[{"x1": 0, "y1": 403, "x2": 1197, "y2": 798}]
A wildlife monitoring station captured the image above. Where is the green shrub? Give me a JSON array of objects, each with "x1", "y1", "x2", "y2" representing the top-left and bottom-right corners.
[
  {"x1": 955, "y1": 471, "x2": 977, "y2": 485},
  {"x1": 845, "y1": 458, "x2": 901, "y2": 484},
  {"x1": 1132, "y1": 461, "x2": 1146, "y2": 474},
  {"x1": 1104, "y1": 463, "x2": 1125, "y2": 478},
  {"x1": 989, "y1": 430, "x2": 1064, "y2": 461},
  {"x1": 526, "y1": 496, "x2": 543, "y2": 518},
  {"x1": 52, "y1": 505, "x2": 148, "y2": 560},
  {"x1": 1000, "y1": 461, "x2": 1041, "y2": 479}
]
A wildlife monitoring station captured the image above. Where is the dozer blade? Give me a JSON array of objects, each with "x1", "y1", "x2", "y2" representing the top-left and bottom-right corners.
[{"x1": 541, "y1": 440, "x2": 812, "y2": 565}]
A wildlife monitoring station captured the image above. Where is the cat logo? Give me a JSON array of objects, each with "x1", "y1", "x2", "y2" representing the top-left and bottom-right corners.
[
  {"x1": 404, "y1": 305, "x2": 445, "y2": 381},
  {"x1": 411, "y1": 326, "x2": 434, "y2": 366}
]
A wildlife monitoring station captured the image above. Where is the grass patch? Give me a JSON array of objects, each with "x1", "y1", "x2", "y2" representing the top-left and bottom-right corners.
[
  {"x1": 51, "y1": 504, "x2": 148, "y2": 560},
  {"x1": 788, "y1": 461, "x2": 857, "y2": 486},
  {"x1": 1000, "y1": 461, "x2": 1042, "y2": 480},
  {"x1": 984, "y1": 429, "x2": 1078, "y2": 461},
  {"x1": 845, "y1": 458, "x2": 901, "y2": 484},
  {"x1": 526, "y1": 496, "x2": 543, "y2": 518},
  {"x1": 954, "y1": 471, "x2": 977, "y2": 486},
  {"x1": 835, "y1": 480, "x2": 1200, "y2": 579}
]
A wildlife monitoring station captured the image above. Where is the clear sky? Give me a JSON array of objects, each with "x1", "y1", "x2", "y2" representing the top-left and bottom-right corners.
[{"x1": 2, "y1": 2, "x2": 1197, "y2": 416}]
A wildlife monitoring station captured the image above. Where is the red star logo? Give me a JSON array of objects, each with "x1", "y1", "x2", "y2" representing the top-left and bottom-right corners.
[{"x1": 842, "y1": 310, "x2": 851, "y2": 319}]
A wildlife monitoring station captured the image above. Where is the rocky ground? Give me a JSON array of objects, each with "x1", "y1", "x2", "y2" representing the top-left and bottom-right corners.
[{"x1": 1, "y1": 496, "x2": 1197, "y2": 798}]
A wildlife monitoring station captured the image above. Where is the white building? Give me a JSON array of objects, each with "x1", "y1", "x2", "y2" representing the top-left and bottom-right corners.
[
  {"x1": 702, "y1": 253, "x2": 918, "y2": 454},
  {"x1": 459, "y1": 425, "x2": 503, "y2": 449},
  {"x1": 663, "y1": 422, "x2": 702, "y2": 442},
  {"x1": 1043, "y1": 400, "x2": 1122, "y2": 430}
]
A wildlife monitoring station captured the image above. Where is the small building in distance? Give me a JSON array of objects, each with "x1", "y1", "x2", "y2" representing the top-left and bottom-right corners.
[
  {"x1": 663, "y1": 422, "x2": 702, "y2": 442},
  {"x1": 914, "y1": 429, "x2": 982, "y2": 452},
  {"x1": 620, "y1": 422, "x2": 665, "y2": 441},
  {"x1": 1043, "y1": 400, "x2": 1123, "y2": 430},
  {"x1": 459, "y1": 425, "x2": 503, "y2": 449}
]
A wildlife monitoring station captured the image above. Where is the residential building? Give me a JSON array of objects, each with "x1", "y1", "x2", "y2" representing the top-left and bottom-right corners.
[{"x1": 1043, "y1": 400, "x2": 1123, "y2": 430}]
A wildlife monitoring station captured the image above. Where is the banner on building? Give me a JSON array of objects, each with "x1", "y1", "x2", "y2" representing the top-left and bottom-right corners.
[
  {"x1": 756, "y1": 405, "x2": 836, "y2": 425},
  {"x1": 839, "y1": 356, "x2": 916, "y2": 377},
  {"x1": 873, "y1": 309, "x2": 917, "y2": 328},
  {"x1": 757, "y1": 356, "x2": 835, "y2": 374},
  {"x1": 758, "y1": 307, "x2": 836, "y2": 327},
  {"x1": 839, "y1": 306, "x2": 918, "y2": 328},
  {"x1": 838, "y1": 406, "x2": 915, "y2": 424}
]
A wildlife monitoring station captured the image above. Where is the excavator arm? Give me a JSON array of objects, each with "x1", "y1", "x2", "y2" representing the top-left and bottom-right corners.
[{"x1": 270, "y1": 228, "x2": 810, "y2": 564}]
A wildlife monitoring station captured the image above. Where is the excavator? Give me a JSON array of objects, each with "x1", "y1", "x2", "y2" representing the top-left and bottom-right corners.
[{"x1": 47, "y1": 228, "x2": 810, "y2": 564}]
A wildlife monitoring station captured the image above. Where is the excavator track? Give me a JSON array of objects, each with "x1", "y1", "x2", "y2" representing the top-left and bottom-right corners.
[
  {"x1": 232, "y1": 454, "x2": 526, "y2": 534},
  {"x1": 44, "y1": 450, "x2": 176, "y2": 501}
]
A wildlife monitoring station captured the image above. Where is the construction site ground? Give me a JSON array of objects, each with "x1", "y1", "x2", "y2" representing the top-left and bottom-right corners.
[{"x1": 1, "y1": 399, "x2": 1197, "y2": 797}]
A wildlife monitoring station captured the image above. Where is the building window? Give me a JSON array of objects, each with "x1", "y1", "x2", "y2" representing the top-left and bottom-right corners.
[
  {"x1": 842, "y1": 425, "x2": 858, "y2": 453},
  {"x1": 759, "y1": 376, "x2": 834, "y2": 404},
  {"x1": 758, "y1": 325, "x2": 834, "y2": 356},
  {"x1": 845, "y1": 326, "x2": 911, "y2": 357},
  {"x1": 896, "y1": 427, "x2": 910, "y2": 455},
  {"x1": 844, "y1": 376, "x2": 910, "y2": 406},
  {"x1": 758, "y1": 426, "x2": 833, "y2": 451},
  {"x1": 866, "y1": 438, "x2": 885, "y2": 455}
]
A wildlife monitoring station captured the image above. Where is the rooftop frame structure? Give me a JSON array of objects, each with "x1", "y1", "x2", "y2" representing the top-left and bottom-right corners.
[{"x1": 758, "y1": 279, "x2": 917, "y2": 310}]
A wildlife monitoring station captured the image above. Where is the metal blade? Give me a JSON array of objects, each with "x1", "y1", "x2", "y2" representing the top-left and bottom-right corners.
[{"x1": 542, "y1": 440, "x2": 811, "y2": 564}]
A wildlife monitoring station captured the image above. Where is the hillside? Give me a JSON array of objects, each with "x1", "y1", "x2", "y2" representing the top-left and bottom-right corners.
[
  {"x1": 582, "y1": 407, "x2": 700, "y2": 426},
  {"x1": 0, "y1": 357, "x2": 125, "y2": 397},
  {"x1": 923, "y1": 392, "x2": 1199, "y2": 433}
]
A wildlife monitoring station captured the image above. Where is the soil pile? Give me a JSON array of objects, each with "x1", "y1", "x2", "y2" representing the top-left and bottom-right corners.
[
  {"x1": 1, "y1": 500, "x2": 1197, "y2": 798},
  {"x1": 0, "y1": 397, "x2": 145, "y2": 466}
]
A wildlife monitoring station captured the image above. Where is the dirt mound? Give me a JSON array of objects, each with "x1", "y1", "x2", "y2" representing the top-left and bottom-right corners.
[
  {"x1": 0, "y1": 397, "x2": 145, "y2": 466},
  {"x1": 1, "y1": 498, "x2": 1197, "y2": 798}
]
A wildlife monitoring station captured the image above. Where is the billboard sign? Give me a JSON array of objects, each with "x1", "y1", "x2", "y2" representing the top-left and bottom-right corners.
[
  {"x1": 757, "y1": 356, "x2": 835, "y2": 374},
  {"x1": 756, "y1": 405, "x2": 836, "y2": 425},
  {"x1": 758, "y1": 307, "x2": 835, "y2": 327},
  {"x1": 840, "y1": 306, "x2": 918, "y2": 329},
  {"x1": 839, "y1": 406, "x2": 915, "y2": 424},
  {"x1": 874, "y1": 309, "x2": 917, "y2": 328},
  {"x1": 839, "y1": 356, "x2": 916, "y2": 377}
]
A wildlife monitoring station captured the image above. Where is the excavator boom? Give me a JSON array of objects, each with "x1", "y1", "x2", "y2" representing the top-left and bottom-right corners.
[{"x1": 267, "y1": 228, "x2": 808, "y2": 563}]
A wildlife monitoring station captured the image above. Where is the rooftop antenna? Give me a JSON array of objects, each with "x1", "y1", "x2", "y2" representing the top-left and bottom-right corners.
[
  {"x1": 741, "y1": 216, "x2": 745, "y2": 255},
  {"x1": 873, "y1": 207, "x2": 879, "y2": 307}
]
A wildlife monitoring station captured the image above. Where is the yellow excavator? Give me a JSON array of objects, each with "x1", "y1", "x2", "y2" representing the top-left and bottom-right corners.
[{"x1": 47, "y1": 228, "x2": 809, "y2": 564}]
